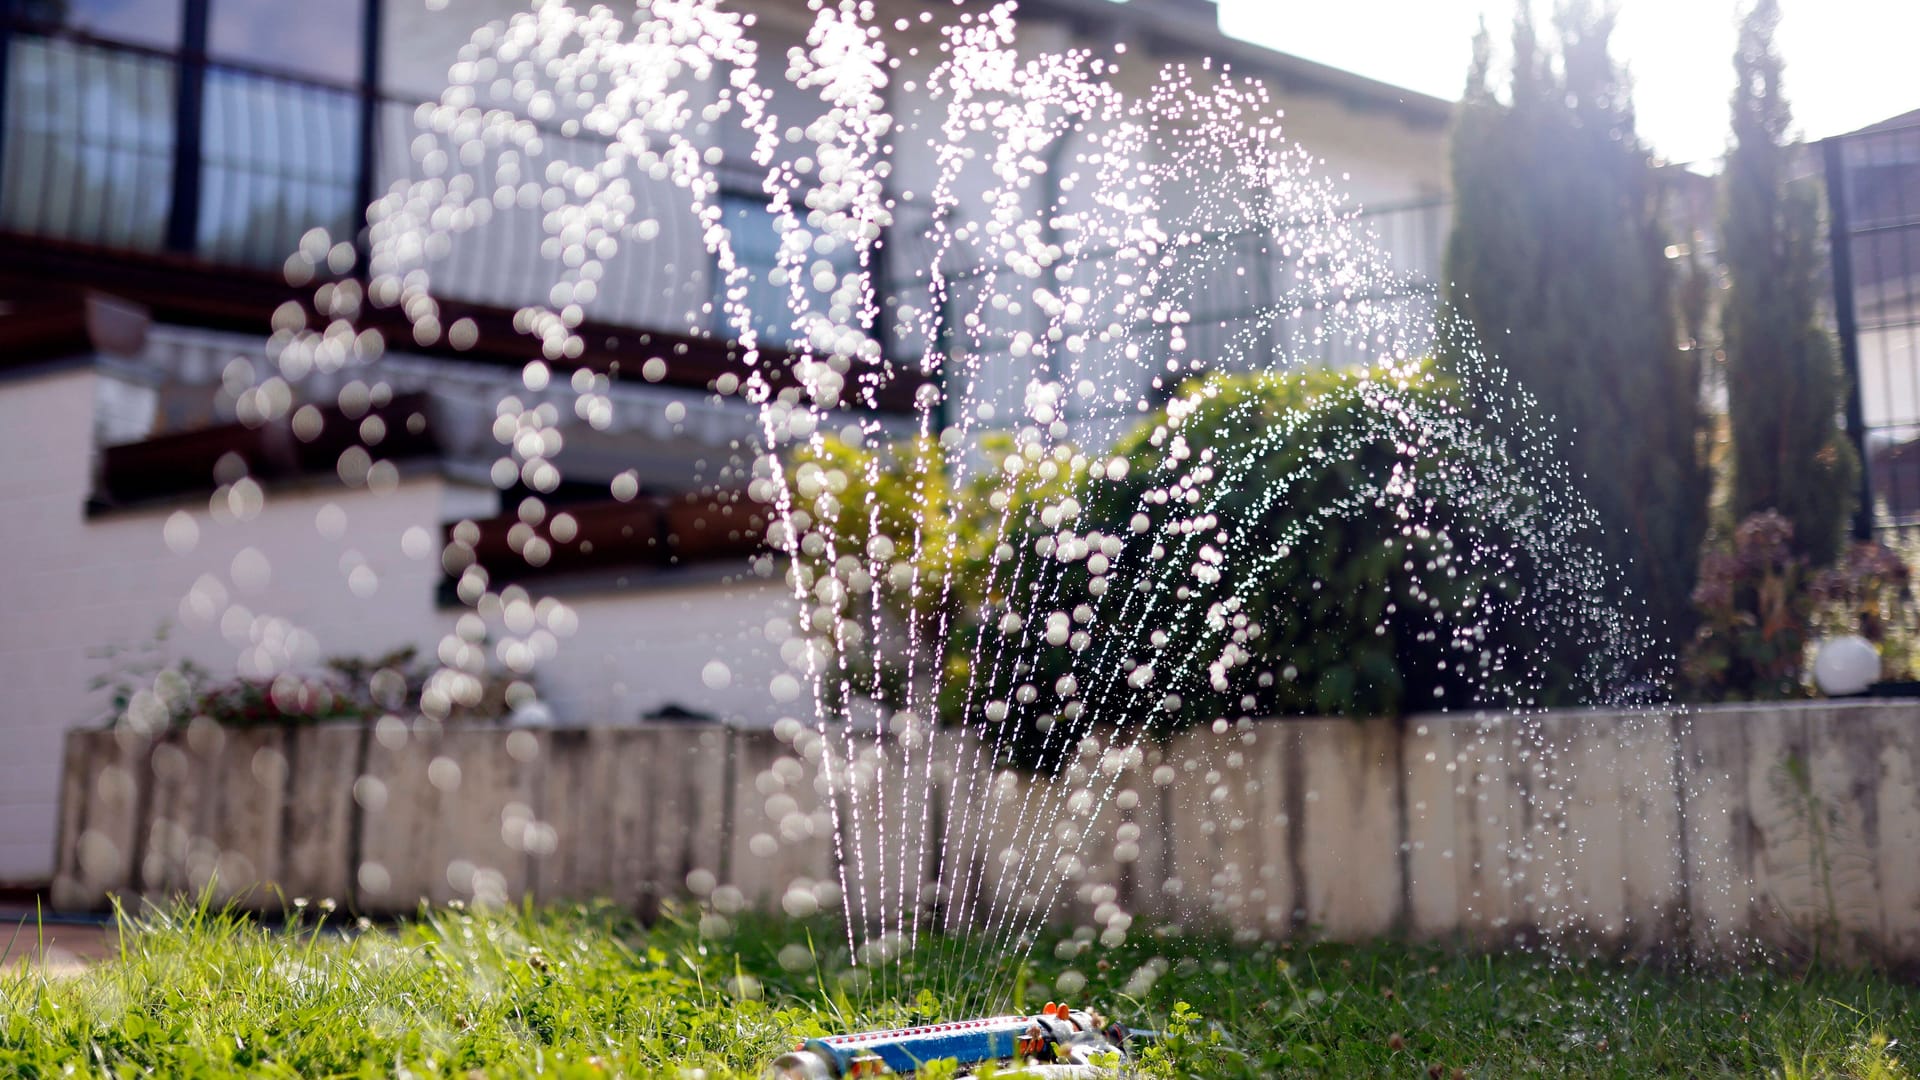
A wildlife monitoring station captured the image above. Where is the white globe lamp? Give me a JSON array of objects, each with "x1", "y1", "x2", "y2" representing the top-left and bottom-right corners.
[
  {"x1": 1813, "y1": 634, "x2": 1880, "y2": 697},
  {"x1": 510, "y1": 700, "x2": 555, "y2": 726}
]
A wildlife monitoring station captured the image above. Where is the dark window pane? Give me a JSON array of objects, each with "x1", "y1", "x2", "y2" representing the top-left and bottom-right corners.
[
  {"x1": 0, "y1": 35, "x2": 176, "y2": 249},
  {"x1": 195, "y1": 66, "x2": 358, "y2": 266},
  {"x1": 208, "y1": 0, "x2": 362, "y2": 84},
  {"x1": 18, "y1": 0, "x2": 184, "y2": 50}
]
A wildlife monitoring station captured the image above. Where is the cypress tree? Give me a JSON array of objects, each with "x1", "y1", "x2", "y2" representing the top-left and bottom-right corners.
[
  {"x1": 1721, "y1": 0, "x2": 1855, "y2": 566},
  {"x1": 1443, "y1": 2, "x2": 1710, "y2": 650}
]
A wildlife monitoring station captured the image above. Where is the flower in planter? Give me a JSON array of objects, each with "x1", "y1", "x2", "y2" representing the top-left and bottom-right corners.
[{"x1": 1685, "y1": 511, "x2": 1817, "y2": 701}]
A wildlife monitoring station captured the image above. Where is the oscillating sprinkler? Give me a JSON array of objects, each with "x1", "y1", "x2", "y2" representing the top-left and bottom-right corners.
[{"x1": 765, "y1": 1002, "x2": 1146, "y2": 1078}]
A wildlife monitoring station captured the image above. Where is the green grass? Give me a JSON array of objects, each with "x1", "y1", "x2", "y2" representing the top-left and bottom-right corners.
[{"x1": 2, "y1": 901, "x2": 1915, "y2": 1078}]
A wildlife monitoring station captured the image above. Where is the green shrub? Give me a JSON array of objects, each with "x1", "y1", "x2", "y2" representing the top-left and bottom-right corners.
[
  {"x1": 1081, "y1": 364, "x2": 1617, "y2": 731},
  {"x1": 790, "y1": 362, "x2": 1629, "y2": 769}
]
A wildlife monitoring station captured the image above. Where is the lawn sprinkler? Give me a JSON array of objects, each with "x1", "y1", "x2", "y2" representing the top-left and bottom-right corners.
[{"x1": 765, "y1": 1002, "x2": 1146, "y2": 1078}]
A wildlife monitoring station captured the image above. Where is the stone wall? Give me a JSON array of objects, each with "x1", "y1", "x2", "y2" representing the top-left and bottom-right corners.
[{"x1": 50, "y1": 702, "x2": 1920, "y2": 966}]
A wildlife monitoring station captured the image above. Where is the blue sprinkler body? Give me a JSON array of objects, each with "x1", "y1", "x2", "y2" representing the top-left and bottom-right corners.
[{"x1": 765, "y1": 1003, "x2": 1138, "y2": 1078}]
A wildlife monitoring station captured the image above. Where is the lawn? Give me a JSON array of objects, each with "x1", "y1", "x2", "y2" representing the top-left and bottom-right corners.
[{"x1": 2, "y1": 902, "x2": 1914, "y2": 1078}]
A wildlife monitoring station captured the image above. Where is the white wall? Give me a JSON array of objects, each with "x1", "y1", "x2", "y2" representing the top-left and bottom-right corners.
[
  {"x1": 0, "y1": 366, "x2": 793, "y2": 884},
  {"x1": 0, "y1": 367, "x2": 443, "y2": 881},
  {"x1": 537, "y1": 576, "x2": 792, "y2": 726},
  {"x1": 1276, "y1": 94, "x2": 1448, "y2": 206}
]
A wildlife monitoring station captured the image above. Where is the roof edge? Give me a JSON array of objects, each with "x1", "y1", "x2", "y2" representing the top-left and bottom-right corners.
[{"x1": 1017, "y1": 0, "x2": 1454, "y2": 127}]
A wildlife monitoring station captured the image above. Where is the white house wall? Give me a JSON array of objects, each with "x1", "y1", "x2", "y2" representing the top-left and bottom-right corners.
[
  {"x1": 529, "y1": 575, "x2": 792, "y2": 727},
  {"x1": 0, "y1": 367, "x2": 439, "y2": 881},
  {"x1": 0, "y1": 366, "x2": 793, "y2": 884}
]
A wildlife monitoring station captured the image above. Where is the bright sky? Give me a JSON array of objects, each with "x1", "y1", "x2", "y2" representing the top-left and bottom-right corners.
[{"x1": 1217, "y1": 0, "x2": 1920, "y2": 170}]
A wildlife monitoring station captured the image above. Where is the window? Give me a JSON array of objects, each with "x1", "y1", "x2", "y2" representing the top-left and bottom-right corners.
[
  {"x1": 0, "y1": 35, "x2": 176, "y2": 249},
  {"x1": 1, "y1": 0, "x2": 370, "y2": 262},
  {"x1": 709, "y1": 192, "x2": 864, "y2": 351},
  {"x1": 194, "y1": 0, "x2": 367, "y2": 266},
  {"x1": 195, "y1": 68, "x2": 358, "y2": 266}
]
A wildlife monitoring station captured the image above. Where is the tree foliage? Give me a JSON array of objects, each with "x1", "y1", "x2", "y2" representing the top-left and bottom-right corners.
[
  {"x1": 1442, "y1": 2, "x2": 1710, "y2": 649},
  {"x1": 1721, "y1": 0, "x2": 1856, "y2": 568},
  {"x1": 1082, "y1": 364, "x2": 1616, "y2": 727}
]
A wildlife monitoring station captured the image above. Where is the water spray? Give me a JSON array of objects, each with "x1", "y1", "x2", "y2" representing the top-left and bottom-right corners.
[{"x1": 765, "y1": 1002, "x2": 1147, "y2": 1078}]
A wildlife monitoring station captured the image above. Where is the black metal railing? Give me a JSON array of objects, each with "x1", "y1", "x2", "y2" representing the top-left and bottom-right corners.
[
  {"x1": 1824, "y1": 119, "x2": 1920, "y2": 535},
  {"x1": 0, "y1": 20, "x2": 742, "y2": 350}
]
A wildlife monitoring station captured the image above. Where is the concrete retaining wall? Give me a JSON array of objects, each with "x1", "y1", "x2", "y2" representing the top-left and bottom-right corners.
[{"x1": 50, "y1": 702, "x2": 1920, "y2": 966}]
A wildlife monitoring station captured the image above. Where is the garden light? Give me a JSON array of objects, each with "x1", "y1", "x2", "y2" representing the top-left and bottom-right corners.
[{"x1": 1814, "y1": 634, "x2": 1880, "y2": 697}]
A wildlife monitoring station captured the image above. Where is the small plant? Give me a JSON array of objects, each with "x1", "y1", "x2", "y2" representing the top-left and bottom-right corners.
[
  {"x1": 88, "y1": 636, "x2": 523, "y2": 729},
  {"x1": 916, "y1": 1057, "x2": 962, "y2": 1080},
  {"x1": 1768, "y1": 751, "x2": 1878, "y2": 972},
  {"x1": 1134, "y1": 1000, "x2": 1199, "y2": 1080},
  {"x1": 1811, "y1": 538, "x2": 1920, "y2": 681},
  {"x1": 1771, "y1": 753, "x2": 1844, "y2": 967},
  {"x1": 1685, "y1": 511, "x2": 1818, "y2": 700},
  {"x1": 1781, "y1": 1033, "x2": 1911, "y2": 1080},
  {"x1": 87, "y1": 621, "x2": 207, "y2": 727}
]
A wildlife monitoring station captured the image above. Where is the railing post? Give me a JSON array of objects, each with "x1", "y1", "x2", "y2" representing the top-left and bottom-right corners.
[
  {"x1": 1822, "y1": 135, "x2": 1875, "y2": 541},
  {"x1": 164, "y1": 0, "x2": 211, "y2": 254},
  {"x1": 0, "y1": 4, "x2": 15, "y2": 195},
  {"x1": 353, "y1": 0, "x2": 382, "y2": 278}
]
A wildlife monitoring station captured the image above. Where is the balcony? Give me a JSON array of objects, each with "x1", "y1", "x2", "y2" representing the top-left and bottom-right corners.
[
  {"x1": 1, "y1": 9, "x2": 1446, "y2": 419},
  {"x1": 0, "y1": 12, "x2": 923, "y2": 413}
]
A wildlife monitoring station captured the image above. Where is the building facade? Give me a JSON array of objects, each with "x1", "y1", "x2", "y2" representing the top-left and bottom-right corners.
[{"x1": 0, "y1": 0, "x2": 1451, "y2": 884}]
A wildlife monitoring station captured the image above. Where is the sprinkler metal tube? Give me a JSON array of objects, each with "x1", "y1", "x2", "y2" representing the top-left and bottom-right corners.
[{"x1": 765, "y1": 1003, "x2": 1141, "y2": 1078}]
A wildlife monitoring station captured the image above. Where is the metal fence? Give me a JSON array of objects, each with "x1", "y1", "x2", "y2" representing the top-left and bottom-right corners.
[{"x1": 1824, "y1": 118, "x2": 1920, "y2": 535}]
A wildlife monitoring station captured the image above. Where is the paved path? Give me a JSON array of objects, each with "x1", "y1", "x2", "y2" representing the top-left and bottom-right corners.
[{"x1": 0, "y1": 907, "x2": 117, "y2": 976}]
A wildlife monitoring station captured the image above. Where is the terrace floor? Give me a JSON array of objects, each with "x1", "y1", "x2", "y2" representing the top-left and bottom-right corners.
[{"x1": 0, "y1": 901, "x2": 116, "y2": 974}]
